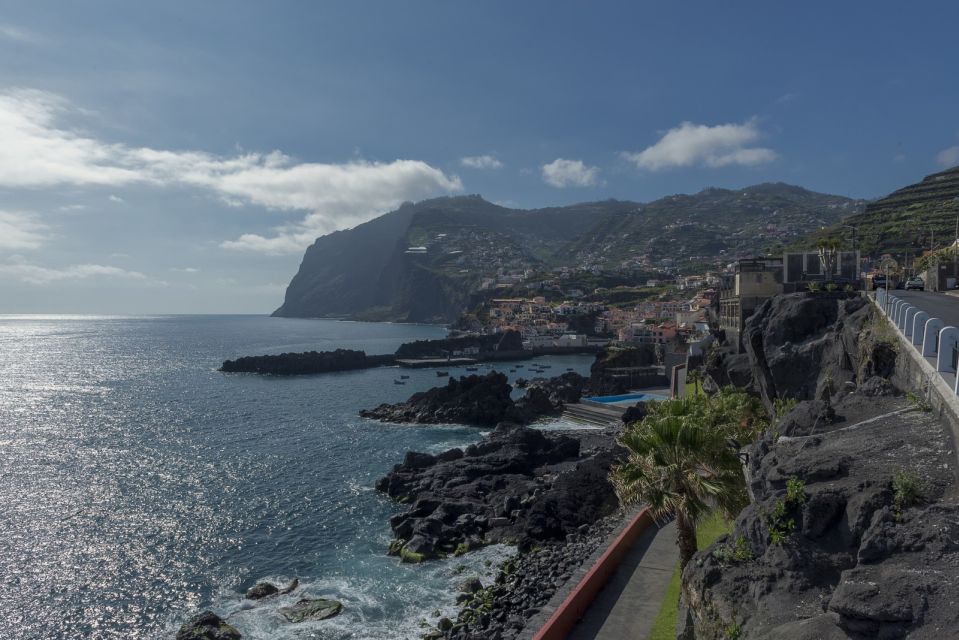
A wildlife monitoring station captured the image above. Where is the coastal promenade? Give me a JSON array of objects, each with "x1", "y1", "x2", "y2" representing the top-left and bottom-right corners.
[
  {"x1": 567, "y1": 521, "x2": 677, "y2": 640},
  {"x1": 521, "y1": 510, "x2": 677, "y2": 640}
]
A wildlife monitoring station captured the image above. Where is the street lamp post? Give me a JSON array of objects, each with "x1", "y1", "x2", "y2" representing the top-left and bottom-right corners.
[{"x1": 879, "y1": 257, "x2": 897, "y2": 315}]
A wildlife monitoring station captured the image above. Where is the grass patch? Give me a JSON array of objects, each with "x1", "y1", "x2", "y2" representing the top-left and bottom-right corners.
[
  {"x1": 648, "y1": 512, "x2": 732, "y2": 640},
  {"x1": 684, "y1": 381, "x2": 704, "y2": 398}
]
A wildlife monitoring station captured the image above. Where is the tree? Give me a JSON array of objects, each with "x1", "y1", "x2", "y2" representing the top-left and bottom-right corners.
[
  {"x1": 686, "y1": 367, "x2": 703, "y2": 397},
  {"x1": 612, "y1": 394, "x2": 758, "y2": 571}
]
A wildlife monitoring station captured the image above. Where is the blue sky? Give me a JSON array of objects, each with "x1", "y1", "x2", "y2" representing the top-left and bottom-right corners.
[{"x1": 0, "y1": 1, "x2": 957, "y2": 313}]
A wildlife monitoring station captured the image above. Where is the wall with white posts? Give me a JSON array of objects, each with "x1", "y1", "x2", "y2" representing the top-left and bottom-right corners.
[
  {"x1": 875, "y1": 288, "x2": 959, "y2": 395},
  {"x1": 912, "y1": 311, "x2": 929, "y2": 345}
]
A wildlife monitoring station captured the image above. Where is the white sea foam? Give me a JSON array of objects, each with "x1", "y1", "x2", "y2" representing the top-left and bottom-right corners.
[{"x1": 213, "y1": 545, "x2": 516, "y2": 639}]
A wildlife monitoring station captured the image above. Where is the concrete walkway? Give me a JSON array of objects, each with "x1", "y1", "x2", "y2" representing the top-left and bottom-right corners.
[{"x1": 568, "y1": 520, "x2": 678, "y2": 640}]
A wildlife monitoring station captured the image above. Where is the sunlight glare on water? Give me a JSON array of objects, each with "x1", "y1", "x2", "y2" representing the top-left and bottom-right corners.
[{"x1": 0, "y1": 315, "x2": 595, "y2": 639}]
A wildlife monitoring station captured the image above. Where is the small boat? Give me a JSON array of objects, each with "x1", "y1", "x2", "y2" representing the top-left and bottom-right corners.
[
  {"x1": 566, "y1": 368, "x2": 574, "y2": 371},
  {"x1": 465, "y1": 366, "x2": 478, "y2": 371},
  {"x1": 437, "y1": 371, "x2": 449, "y2": 377},
  {"x1": 516, "y1": 365, "x2": 524, "y2": 368},
  {"x1": 542, "y1": 365, "x2": 552, "y2": 369},
  {"x1": 509, "y1": 369, "x2": 516, "y2": 373},
  {"x1": 400, "y1": 375, "x2": 409, "y2": 379},
  {"x1": 393, "y1": 380, "x2": 405, "y2": 385}
]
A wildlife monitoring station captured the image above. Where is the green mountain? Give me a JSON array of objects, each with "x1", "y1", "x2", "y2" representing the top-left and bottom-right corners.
[
  {"x1": 274, "y1": 185, "x2": 861, "y2": 322},
  {"x1": 807, "y1": 166, "x2": 959, "y2": 257}
]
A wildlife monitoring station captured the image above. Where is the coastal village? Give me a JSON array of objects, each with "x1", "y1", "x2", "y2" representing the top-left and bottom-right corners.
[{"x1": 445, "y1": 245, "x2": 875, "y2": 388}]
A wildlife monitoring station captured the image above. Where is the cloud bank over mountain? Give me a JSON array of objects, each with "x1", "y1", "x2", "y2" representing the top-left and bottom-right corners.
[{"x1": 0, "y1": 89, "x2": 463, "y2": 254}]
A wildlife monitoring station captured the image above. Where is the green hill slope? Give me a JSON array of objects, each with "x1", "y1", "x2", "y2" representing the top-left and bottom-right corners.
[{"x1": 806, "y1": 166, "x2": 959, "y2": 256}]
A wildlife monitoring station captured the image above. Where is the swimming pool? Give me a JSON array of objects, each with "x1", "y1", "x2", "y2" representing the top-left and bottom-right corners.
[{"x1": 585, "y1": 392, "x2": 668, "y2": 406}]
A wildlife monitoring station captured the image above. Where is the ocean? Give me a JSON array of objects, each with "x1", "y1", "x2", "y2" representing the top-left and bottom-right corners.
[{"x1": 0, "y1": 315, "x2": 596, "y2": 639}]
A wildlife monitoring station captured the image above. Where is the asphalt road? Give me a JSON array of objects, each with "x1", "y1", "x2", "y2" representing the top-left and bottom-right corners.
[{"x1": 890, "y1": 290, "x2": 959, "y2": 328}]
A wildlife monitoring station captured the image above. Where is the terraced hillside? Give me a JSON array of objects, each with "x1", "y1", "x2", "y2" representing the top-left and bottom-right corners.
[{"x1": 808, "y1": 166, "x2": 959, "y2": 256}]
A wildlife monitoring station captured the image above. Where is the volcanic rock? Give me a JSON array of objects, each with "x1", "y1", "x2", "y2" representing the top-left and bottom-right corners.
[
  {"x1": 175, "y1": 611, "x2": 242, "y2": 640},
  {"x1": 278, "y1": 598, "x2": 343, "y2": 623},
  {"x1": 376, "y1": 422, "x2": 619, "y2": 559}
]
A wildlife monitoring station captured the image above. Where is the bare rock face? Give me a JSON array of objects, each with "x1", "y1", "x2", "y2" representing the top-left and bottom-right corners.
[
  {"x1": 278, "y1": 597, "x2": 343, "y2": 623},
  {"x1": 684, "y1": 398, "x2": 959, "y2": 638},
  {"x1": 360, "y1": 372, "x2": 523, "y2": 426},
  {"x1": 741, "y1": 293, "x2": 870, "y2": 413},
  {"x1": 375, "y1": 423, "x2": 619, "y2": 559},
  {"x1": 175, "y1": 612, "x2": 242, "y2": 640},
  {"x1": 360, "y1": 371, "x2": 588, "y2": 427},
  {"x1": 244, "y1": 582, "x2": 278, "y2": 600}
]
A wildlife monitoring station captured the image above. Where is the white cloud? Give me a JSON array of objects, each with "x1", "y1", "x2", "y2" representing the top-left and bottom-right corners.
[
  {"x1": 171, "y1": 267, "x2": 200, "y2": 273},
  {"x1": 937, "y1": 145, "x2": 959, "y2": 168},
  {"x1": 57, "y1": 204, "x2": 88, "y2": 212},
  {"x1": 0, "y1": 261, "x2": 147, "y2": 284},
  {"x1": 0, "y1": 89, "x2": 463, "y2": 254},
  {"x1": 0, "y1": 24, "x2": 43, "y2": 44},
  {"x1": 108, "y1": 194, "x2": 125, "y2": 203},
  {"x1": 541, "y1": 158, "x2": 600, "y2": 188},
  {"x1": 622, "y1": 119, "x2": 777, "y2": 170},
  {"x1": 460, "y1": 155, "x2": 503, "y2": 170},
  {"x1": 0, "y1": 210, "x2": 48, "y2": 250}
]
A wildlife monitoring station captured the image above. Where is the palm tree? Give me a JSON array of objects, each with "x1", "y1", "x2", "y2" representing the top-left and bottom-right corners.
[
  {"x1": 612, "y1": 398, "x2": 750, "y2": 571},
  {"x1": 686, "y1": 367, "x2": 703, "y2": 397}
]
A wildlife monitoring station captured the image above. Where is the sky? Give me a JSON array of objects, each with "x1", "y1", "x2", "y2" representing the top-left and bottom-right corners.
[{"x1": 0, "y1": 1, "x2": 957, "y2": 314}]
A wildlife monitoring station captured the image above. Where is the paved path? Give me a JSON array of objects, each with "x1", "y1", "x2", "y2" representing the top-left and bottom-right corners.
[
  {"x1": 889, "y1": 290, "x2": 959, "y2": 327},
  {"x1": 568, "y1": 520, "x2": 678, "y2": 640}
]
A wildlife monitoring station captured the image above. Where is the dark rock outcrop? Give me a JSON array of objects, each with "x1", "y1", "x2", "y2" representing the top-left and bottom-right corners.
[
  {"x1": 175, "y1": 612, "x2": 241, "y2": 640},
  {"x1": 244, "y1": 582, "x2": 278, "y2": 600},
  {"x1": 375, "y1": 423, "x2": 619, "y2": 559},
  {"x1": 361, "y1": 371, "x2": 587, "y2": 426},
  {"x1": 278, "y1": 598, "x2": 343, "y2": 623},
  {"x1": 741, "y1": 293, "x2": 868, "y2": 412},
  {"x1": 683, "y1": 391, "x2": 958, "y2": 639},
  {"x1": 360, "y1": 372, "x2": 522, "y2": 426},
  {"x1": 513, "y1": 372, "x2": 586, "y2": 420},
  {"x1": 588, "y1": 345, "x2": 662, "y2": 395},
  {"x1": 220, "y1": 349, "x2": 393, "y2": 375},
  {"x1": 394, "y1": 334, "x2": 508, "y2": 360}
]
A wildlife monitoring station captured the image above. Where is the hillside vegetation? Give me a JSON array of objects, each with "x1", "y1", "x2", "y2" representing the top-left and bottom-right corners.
[{"x1": 806, "y1": 166, "x2": 959, "y2": 256}]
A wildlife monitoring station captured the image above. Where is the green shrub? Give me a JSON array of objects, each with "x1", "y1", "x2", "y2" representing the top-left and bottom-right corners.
[
  {"x1": 766, "y1": 477, "x2": 805, "y2": 544},
  {"x1": 715, "y1": 535, "x2": 754, "y2": 564},
  {"x1": 825, "y1": 282, "x2": 838, "y2": 292},
  {"x1": 773, "y1": 397, "x2": 797, "y2": 420},
  {"x1": 808, "y1": 281, "x2": 821, "y2": 293},
  {"x1": 786, "y1": 477, "x2": 807, "y2": 504},
  {"x1": 892, "y1": 469, "x2": 925, "y2": 519},
  {"x1": 905, "y1": 391, "x2": 931, "y2": 412}
]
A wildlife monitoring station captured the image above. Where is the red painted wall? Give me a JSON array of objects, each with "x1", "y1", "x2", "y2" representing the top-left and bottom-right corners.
[{"x1": 531, "y1": 507, "x2": 655, "y2": 640}]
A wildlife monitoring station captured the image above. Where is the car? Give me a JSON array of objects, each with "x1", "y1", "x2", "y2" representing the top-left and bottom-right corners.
[
  {"x1": 905, "y1": 277, "x2": 924, "y2": 291},
  {"x1": 871, "y1": 275, "x2": 887, "y2": 290}
]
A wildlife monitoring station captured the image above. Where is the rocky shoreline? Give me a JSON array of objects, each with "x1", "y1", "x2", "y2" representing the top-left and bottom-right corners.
[
  {"x1": 375, "y1": 421, "x2": 620, "y2": 560},
  {"x1": 181, "y1": 345, "x2": 659, "y2": 639},
  {"x1": 360, "y1": 371, "x2": 587, "y2": 427},
  {"x1": 425, "y1": 512, "x2": 625, "y2": 640}
]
